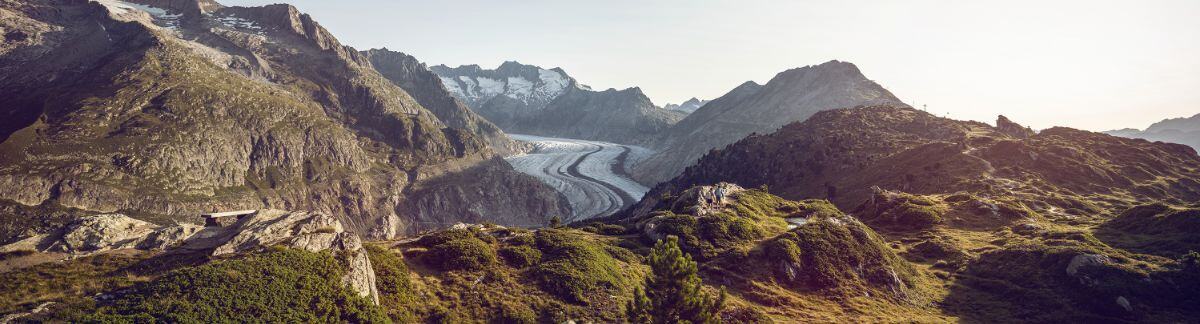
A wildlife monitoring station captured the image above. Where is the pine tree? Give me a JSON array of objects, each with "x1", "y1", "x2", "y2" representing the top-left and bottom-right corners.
[
  {"x1": 549, "y1": 215, "x2": 562, "y2": 228},
  {"x1": 627, "y1": 235, "x2": 726, "y2": 324}
]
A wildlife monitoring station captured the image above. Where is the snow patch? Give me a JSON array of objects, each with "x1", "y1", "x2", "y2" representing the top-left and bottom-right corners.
[
  {"x1": 505, "y1": 76, "x2": 534, "y2": 101},
  {"x1": 213, "y1": 14, "x2": 265, "y2": 35},
  {"x1": 94, "y1": 0, "x2": 183, "y2": 31},
  {"x1": 475, "y1": 77, "x2": 505, "y2": 96},
  {"x1": 439, "y1": 76, "x2": 463, "y2": 96},
  {"x1": 536, "y1": 69, "x2": 569, "y2": 99}
]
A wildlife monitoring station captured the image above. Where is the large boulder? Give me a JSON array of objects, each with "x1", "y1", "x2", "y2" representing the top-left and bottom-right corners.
[{"x1": 55, "y1": 214, "x2": 157, "y2": 253}]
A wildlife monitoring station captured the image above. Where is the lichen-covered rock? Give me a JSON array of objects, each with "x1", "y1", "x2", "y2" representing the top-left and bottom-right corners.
[
  {"x1": 137, "y1": 223, "x2": 204, "y2": 250},
  {"x1": 53, "y1": 214, "x2": 157, "y2": 254}
]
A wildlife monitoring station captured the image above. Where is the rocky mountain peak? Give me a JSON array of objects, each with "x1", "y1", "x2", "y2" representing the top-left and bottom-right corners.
[{"x1": 996, "y1": 115, "x2": 1035, "y2": 138}]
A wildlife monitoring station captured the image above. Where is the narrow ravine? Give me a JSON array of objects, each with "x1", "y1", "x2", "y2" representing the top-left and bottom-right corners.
[{"x1": 504, "y1": 134, "x2": 653, "y2": 222}]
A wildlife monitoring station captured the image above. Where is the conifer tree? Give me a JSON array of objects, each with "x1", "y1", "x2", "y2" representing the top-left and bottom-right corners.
[{"x1": 627, "y1": 235, "x2": 725, "y2": 324}]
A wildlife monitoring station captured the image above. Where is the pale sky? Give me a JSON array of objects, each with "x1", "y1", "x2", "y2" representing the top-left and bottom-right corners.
[{"x1": 224, "y1": 0, "x2": 1200, "y2": 131}]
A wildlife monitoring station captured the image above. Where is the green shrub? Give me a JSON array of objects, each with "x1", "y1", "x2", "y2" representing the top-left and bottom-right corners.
[
  {"x1": 857, "y1": 192, "x2": 946, "y2": 231},
  {"x1": 499, "y1": 245, "x2": 542, "y2": 268},
  {"x1": 533, "y1": 229, "x2": 635, "y2": 304},
  {"x1": 77, "y1": 248, "x2": 387, "y2": 323},
  {"x1": 492, "y1": 300, "x2": 537, "y2": 324},
  {"x1": 648, "y1": 213, "x2": 764, "y2": 260},
  {"x1": 424, "y1": 236, "x2": 497, "y2": 271},
  {"x1": 765, "y1": 217, "x2": 916, "y2": 296}
]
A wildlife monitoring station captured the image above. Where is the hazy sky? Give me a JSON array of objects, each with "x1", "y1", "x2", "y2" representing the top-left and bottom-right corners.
[{"x1": 224, "y1": 0, "x2": 1199, "y2": 131}]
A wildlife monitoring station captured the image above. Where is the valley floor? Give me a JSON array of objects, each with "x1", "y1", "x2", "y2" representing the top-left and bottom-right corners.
[{"x1": 505, "y1": 134, "x2": 652, "y2": 221}]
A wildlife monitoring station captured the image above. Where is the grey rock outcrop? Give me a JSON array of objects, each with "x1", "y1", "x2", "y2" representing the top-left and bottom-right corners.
[
  {"x1": 0, "y1": 213, "x2": 201, "y2": 255},
  {"x1": 633, "y1": 61, "x2": 906, "y2": 185}
]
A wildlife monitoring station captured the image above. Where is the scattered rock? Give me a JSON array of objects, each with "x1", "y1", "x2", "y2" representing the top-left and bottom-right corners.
[
  {"x1": 1012, "y1": 222, "x2": 1043, "y2": 235},
  {"x1": 1116, "y1": 296, "x2": 1132, "y2": 312},
  {"x1": 1066, "y1": 254, "x2": 1111, "y2": 276}
]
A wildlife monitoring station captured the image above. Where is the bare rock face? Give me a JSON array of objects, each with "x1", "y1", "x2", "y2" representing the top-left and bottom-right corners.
[
  {"x1": 396, "y1": 159, "x2": 571, "y2": 234},
  {"x1": 55, "y1": 214, "x2": 157, "y2": 253}
]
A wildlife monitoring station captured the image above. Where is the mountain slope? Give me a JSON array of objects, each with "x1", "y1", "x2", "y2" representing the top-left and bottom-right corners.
[
  {"x1": 432, "y1": 62, "x2": 684, "y2": 144},
  {"x1": 632, "y1": 60, "x2": 906, "y2": 185},
  {"x1": 1105, "y1": 113, "x2": 1200, "y2": 151},
  {"x1": 0, "y1": 0, "x2": 567, "y2": 242},
  {"x1": 362, "y1": 48, "x2": 517, "y2": 154},
  {"x1": 638, "y1": 106, "x2": 1200, "y2": 220}
]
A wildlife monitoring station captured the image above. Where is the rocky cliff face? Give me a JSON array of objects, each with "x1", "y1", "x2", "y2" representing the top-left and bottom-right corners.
[
  {"x1": 432, "y1": 61, "x2": 684, "y2": 144},
  {"x1": 632, "y1": 61, "x2": 906, "y2": 185},
  {"x1": 1105, "y1": 113, "x2": 1200, "y2": 151},
  {"x1": 0, "y1": 0, "x2": 567, "y2": 243}
]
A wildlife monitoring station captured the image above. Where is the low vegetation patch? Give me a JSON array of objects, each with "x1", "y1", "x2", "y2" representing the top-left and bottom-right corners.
[
  {"x1": 417, "y1": 228, "x2": 498, "y2": 271},
  {"x1": 365, "y1": 244, "x2": 419, "y2": 322},
  {"x1": 763, "y1": 215, "x2": 917, "y2": 297},
  {"x1": 71, "y1": 248, "x2": 386, "y2": 323},
  {"x1": 0, "y1": 253, "x2": 144, "y2": 314},
  {"x1": 1096, "y1": 203, "x2": 1200, "y2": 257},
  {"x1": 854, "y1": 189, "x2": 947, "y2": 231},
  {"x1": 533, "y1": 229, "x2": 639, "y2": 304}
]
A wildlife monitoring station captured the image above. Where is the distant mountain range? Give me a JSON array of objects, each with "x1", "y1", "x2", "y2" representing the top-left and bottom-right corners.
[
  {"x1": 632, "y1": 60, "x2": 907, "y2": 185},
  {"x1": 1105, "y1": 113, "x2": 1200, "y2": 151},
  {"x1": 432, "y1": 62, "x2": 684, "y2": 144},
  {"x1": 663, "y1": 97, "x2": 710, "y2": 114}
]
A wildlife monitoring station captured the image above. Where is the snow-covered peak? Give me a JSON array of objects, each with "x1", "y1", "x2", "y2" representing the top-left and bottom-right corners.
[
  {"x1": 432, "y1": 62, "x2": 578, "y2": 109},
  {"x1": 663, "y1": 97, "x2": 710, "y2": 114}
]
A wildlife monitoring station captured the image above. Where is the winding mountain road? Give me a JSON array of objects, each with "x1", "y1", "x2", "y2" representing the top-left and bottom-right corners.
[{"x1": 505, "y1": 134, "x2": 653, "y2": 222}]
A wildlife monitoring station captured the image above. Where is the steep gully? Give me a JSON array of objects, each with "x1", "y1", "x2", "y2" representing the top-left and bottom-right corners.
[{"x1": 504, "y1": 135, "x2": 651, "y2": 222}]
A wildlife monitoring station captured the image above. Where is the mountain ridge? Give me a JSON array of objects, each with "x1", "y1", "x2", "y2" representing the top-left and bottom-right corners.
[{"x1": 632, "y1": 60, "x2": 906, "y2": 185}]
